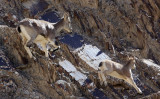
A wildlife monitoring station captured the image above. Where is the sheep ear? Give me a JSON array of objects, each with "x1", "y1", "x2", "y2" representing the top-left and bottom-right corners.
[
  {"x1": 126, "y1": 55, "x2": 130, "y2": 60},
  {"x1": 63, "y1": 13, "x2": 69, "y2": 21}
]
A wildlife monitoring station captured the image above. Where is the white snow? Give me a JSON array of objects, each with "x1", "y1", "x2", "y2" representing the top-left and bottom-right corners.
[
  {"x1": 74, "y1": 44, "x2": 111, "y2": 70},
  {"x1": 59, "y1": 60, "x2": 77, "y2": 72},
  {"x1": 59, "y1": 60, "x2": 87, "y2": 85},
  {"x1": 142, "y1": 59, "x2": 160, "y2": 71},
  {"x1": 56, "y1": 80, "x2": 71, "y2": 87},
  {"x1": 12, "y1": 15, "x2": 17, "y2": 20}
]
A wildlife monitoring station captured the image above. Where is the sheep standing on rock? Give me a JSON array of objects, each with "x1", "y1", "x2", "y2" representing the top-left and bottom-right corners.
[
  {"x1": 98, "y1": 57, "x2": 142, "y2": 94},
  {"x1": 16, "y1": 13, "x2": 72, "y2": 58}
]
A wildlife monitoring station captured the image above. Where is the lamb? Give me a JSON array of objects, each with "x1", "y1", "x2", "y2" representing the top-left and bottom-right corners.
[
  {"x1": 16, "y1": 13, "x2": 72, "y2": 58},
  {"x1": 98, "y1": 57, "x2": 142, "y2": 94}
]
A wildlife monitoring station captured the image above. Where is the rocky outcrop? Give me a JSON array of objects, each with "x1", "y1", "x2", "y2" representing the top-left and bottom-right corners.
[
  {"x1": 0, "y1": 0, "x2": 160, "y2": 98},
  {"x1": 0, "y1": 26, "x2": 94, "y2": 98},
  {"x1": 140, "y1": 91, "x2": 160, "y2": 99},
  {"x1": 50, "y1": 0, "x2": 160, "y2": 63}
]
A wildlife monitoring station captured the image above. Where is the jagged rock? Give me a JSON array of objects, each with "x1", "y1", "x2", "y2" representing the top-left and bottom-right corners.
[
  {"x1": 0, "y1": 26, "x2": 83, "y2": 98},
  {"x1": 0, "y1": 0, "x2": 160, "y2": 99},
  {"x1": 140, "y1": 91, "x2": 160, "y2": 99}
]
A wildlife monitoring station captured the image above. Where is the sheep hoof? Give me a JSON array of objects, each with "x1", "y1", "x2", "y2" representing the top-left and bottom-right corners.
[
  {"x1": 138, "y1": 90, "x2": 143, "y2": 94},
  {"x1": 104, "y1": 81, "x2": 108, "y2": 86},
  {"x1": 104, "y1": 83, "x2": 108, "y2": 86},
  {"x1": 100, "y1": 82, "x2": 103, "y2": 85}
]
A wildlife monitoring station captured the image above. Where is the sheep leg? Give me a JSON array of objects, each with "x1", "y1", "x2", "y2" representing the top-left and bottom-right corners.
[
  {"x1": 98, "y1": 71, "x2": 103, "y2": 85},
  {"x1": 49, "y1": 39, "x2": 60, "y2": 50},
  {"x1": 41, "y1": 41, "x2": 49, "y2": 57},
  {"x1": 20, "y1": 33, "x2": 33, "y2": 58},
  {"x1": 20, "y1": 25, "x2": 34, "y2": 48},
  {"x1": 27, "y1": 36, "x2": 37, "y2": 47},
  {"x1": 34, "y1": 35, "x2": 49, "y2": 57},
  {"x1": 98, "y1": 71, "x2": 107, "y2": 86},
  {"x1": 125, "y1": 77, "x2": 142, "y2": 94}
]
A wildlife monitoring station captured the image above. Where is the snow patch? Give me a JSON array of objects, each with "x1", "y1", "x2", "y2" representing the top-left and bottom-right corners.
[
  {"x1": 59, "y1": 60, "x2": 77, "y2": 72},
  {"x1": 12, "y1": 15, "x2": 17, "y2": 20},
  {"x1": 56, "y1": 80, "x2": 71, "y2": 86},
  {"x1": 59, "y1": 60, "x2": 87, "y2": 85},
  {"x1": 74, "y1": 44, "x2": 111, "y2": 70},
  {"x1": 142, "y1": 59, "x2": 160, "y2": 70}
]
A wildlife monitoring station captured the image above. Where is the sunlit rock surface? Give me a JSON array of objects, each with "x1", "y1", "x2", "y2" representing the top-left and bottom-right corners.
[{"x1": 0, "y1": 0, "x2": 160, "y2": 98}]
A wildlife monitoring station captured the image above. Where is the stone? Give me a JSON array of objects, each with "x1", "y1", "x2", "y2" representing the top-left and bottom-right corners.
[{"x1": 0, "y1": 0, "x2": 160, "y2": 98}]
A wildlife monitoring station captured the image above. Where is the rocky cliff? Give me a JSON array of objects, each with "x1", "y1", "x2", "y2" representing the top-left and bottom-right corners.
[{"x1": 0, "y1": 0, "x2": 160, "y2": 99}]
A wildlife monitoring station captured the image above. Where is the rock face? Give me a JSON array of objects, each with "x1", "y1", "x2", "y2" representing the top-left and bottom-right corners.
[{"x1": 0, "y1": 0, "x2": 160, "y2": 99}]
